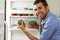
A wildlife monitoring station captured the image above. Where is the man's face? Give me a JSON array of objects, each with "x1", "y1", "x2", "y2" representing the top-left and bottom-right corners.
[{"x1": 34, "y1": 2, "x2": 49, "y2": 19}]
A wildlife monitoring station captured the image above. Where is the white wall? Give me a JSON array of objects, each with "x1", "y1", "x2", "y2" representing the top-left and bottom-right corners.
[{"x1": 46, "y1": 0, "x2": 60, "y2": 17}]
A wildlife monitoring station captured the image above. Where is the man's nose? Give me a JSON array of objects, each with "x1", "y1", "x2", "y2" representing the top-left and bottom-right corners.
[
  {"x1": 36, "y1": 11, "x2": 40, "y2": 16},
  {"x1": 37, "y1": 9, "x2": 41, "y2": 13},
  {"x1": 36, "y1": 10, "x2": 40, "y2": 14}
]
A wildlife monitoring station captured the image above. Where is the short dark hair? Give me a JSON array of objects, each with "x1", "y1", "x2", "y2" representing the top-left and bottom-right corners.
[{"x1": 34, "y1": 0, "x2": 48, "y2": 7}]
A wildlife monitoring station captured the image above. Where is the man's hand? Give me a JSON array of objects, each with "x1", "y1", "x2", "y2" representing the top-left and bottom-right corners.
[
  {"x1": 18, "y1": 21, "x2": 25, "y2": 31},
  {"x1": 17, "y1": 21, "x2": 38, "y2": 40}
]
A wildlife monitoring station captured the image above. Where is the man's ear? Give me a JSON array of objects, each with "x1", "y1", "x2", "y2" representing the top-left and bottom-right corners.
[{"x1": 46, "y1": 6, "x2": 49, "y2": 12}]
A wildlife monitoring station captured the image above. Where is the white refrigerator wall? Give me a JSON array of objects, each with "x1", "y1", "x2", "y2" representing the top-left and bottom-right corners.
[
  {"x1": 47, "y1": 0, "x2": 60, "y2": 17},
  {"x1": 0, "y1": 0, "x2": 5, "y2": 40}
]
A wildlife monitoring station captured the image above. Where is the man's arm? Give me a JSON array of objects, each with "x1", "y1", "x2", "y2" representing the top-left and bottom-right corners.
[
  {"x1": 18, "y1": 24, "x2": 38, "y2": 40},
  {"x1": 22, "y1": 28, "x2": 38, "y2": 40}
]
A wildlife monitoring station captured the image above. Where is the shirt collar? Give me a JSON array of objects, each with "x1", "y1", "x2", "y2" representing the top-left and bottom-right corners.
[{"x1": 41, "y1": 12, "x2": 51, "y2": 25}]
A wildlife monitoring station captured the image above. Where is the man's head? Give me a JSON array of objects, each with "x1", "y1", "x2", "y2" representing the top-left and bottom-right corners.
[{"x1": 34, "y1": 0, "x2": 49, "y2": 20}]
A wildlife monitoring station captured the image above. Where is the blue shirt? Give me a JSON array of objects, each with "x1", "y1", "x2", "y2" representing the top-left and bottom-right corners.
[{"x1": 39, "y1": 12, "x2": 60, "y2": 40}]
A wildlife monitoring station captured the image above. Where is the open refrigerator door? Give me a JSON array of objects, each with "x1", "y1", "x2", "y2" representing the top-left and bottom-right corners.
[{"x1": 0, "y1": 0, "x2": 5, "y2": 40}]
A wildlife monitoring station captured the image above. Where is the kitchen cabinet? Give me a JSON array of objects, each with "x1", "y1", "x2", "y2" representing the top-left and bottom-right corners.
[{"x1": 6, "y1": 0, "x2": 40, "y2": 40}]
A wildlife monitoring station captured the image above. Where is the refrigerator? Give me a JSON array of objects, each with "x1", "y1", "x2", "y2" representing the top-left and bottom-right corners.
[{"x1": 6, "y1": 0, "x2": 40, "y2": 40}]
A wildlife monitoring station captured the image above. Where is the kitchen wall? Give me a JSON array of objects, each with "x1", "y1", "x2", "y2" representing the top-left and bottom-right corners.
[{"x1": 47, "y1": 0, "x2": 60, "y2": 17}]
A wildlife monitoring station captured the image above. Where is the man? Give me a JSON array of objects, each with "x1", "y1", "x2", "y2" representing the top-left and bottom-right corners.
[{"x1": 18, "y1": 0, "x2": 60, "y2": 40}]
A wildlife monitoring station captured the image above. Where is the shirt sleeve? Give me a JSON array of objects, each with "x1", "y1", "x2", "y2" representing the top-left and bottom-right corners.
[{"x1": 39, "y1": 20, "x2": 57, "y2": 40}]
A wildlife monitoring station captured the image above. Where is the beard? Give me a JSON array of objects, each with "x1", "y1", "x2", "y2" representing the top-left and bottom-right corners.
[{"x1": 36, "y1": 12, "x2": 47, "y2": 20}]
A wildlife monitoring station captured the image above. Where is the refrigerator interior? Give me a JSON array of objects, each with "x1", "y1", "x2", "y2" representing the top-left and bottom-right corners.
[{"x1": 9, "y1": 17, "x2": 40, "y2": 40}]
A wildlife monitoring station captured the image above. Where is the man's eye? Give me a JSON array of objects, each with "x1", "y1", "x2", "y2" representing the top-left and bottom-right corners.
[{"x1": 35, "y1": 9, "x2": 37, "y2": 11}]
